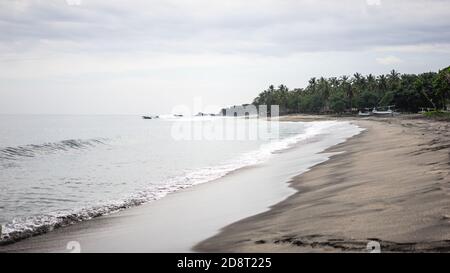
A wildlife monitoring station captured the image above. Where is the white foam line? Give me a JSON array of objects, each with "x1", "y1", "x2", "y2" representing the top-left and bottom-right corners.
[{"x1": 0, "y1": 120, "x2": 359, "y2": 244}]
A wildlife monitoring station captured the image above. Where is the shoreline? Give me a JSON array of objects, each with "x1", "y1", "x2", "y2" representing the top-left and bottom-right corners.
[
  {"x1": 3, "y1": 115, "x2": 449, "y2": 253},
  {"x1": 0, "y1": 119, "x2": 360, "y2": 252},
  {"x1": 195, "y1": 115, "x2": 450, "y2": 252}
]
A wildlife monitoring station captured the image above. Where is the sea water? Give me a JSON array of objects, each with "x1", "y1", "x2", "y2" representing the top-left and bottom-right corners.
[{"x1": 0, "y1": 114, "x2": 360, "y2": 243}]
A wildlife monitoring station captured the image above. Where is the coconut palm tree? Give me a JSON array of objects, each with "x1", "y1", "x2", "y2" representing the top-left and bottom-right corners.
[{"x1": 340, "y1": 75, "x2": 353, "y2": 111}]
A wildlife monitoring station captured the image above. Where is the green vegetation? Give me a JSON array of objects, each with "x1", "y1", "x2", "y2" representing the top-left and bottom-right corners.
[
  {"x1": 423, "y1": 110, "x2": 450, "y2": 121},
  {"x1": 251, "y1": 67, "x2": 450, "y2": 115}
]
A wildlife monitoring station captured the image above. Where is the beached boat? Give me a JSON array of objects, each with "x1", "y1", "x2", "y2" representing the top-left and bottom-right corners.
[
  {"x1": 372, "y1": 106, "x2": 394, "y2": 116},
  {"x1": 358, "y1": 108, "x2": 371, "y2": 116},
  {"x1": 358, "y1": 111, "x2": 371, "y2": 116},
  {"x1": 142, "y1": 115, "x2": 159, "y2": 119}
]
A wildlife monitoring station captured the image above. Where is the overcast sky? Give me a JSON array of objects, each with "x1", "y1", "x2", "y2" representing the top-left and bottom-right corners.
[{"x1": 1, "y1": 0, "x2": 449, "y2": 114}]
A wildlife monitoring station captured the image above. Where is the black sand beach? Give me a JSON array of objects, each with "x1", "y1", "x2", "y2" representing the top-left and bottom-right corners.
[
  {"x1": 196, "y1": 116, "x2": 450, "y2": 252},
  {"x1": 2, "y1": 116, "x2": 450, "y2": 253}
]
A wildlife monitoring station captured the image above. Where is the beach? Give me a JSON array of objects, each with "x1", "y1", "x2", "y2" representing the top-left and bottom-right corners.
[
  {"x1": 0, "y1": 118, "x2": 361, "y2": 252},
  {"x1": 1, "y1": 115, "x2": 449, "y2": 253},
  {"x1": 2, "y1": 0, "x2": 449, "y2": 257},
  {"x1": 195, "y1": 115, "x2": 450, "y2": 252}
]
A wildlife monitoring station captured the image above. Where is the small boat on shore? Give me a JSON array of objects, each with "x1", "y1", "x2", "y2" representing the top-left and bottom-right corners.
[
  {"x1": 358, "y1": 111, "x2": 371, "y2": 116},
  {"x1": 372, "y1": 106, "x2": 394, "y2": 116},
  {"x1": 372, "y1": 108, "x2": 393, "y2": 115},
  {"x1": 358, "y1": 108, "x2": 371, "y2": 116},
  {"x1": 142, "y1": 115, "x2": 159, "y2": 120}
]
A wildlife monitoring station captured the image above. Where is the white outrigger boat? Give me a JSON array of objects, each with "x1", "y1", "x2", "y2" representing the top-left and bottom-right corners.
[
  {"x1": 358, "y1": 106, "x2": 397, "y2": 117},
  {"x1": 372, "y1": 106, "x2": 395, "y2": 116}
]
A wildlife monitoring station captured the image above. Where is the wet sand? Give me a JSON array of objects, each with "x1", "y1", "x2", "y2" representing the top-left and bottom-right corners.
[
  {"x1": 196, "y1": 115, "x2": 450, "y2": 252},
  {"x1": 0, "y1": 120, "x2": 360, "y2": 252}
]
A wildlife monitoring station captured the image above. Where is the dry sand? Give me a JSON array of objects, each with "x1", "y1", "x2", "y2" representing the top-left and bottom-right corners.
[{"x1": 195, "y1": 115, "x2": 450, "y2": 252}]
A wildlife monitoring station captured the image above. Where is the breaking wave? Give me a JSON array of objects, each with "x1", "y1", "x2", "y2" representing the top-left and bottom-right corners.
[
  {"x1": 0, "y1": 138, "x2": 108, "y2": 161},
  {"x1": 0, "y1": 121, "x2": 357, "y2": 246}
]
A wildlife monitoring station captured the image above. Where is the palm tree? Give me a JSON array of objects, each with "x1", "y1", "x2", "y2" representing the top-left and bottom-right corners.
[
  {"x1": 366, "y1": 74, "x2": 376, "y2": 91},
  {"x1": 317, "y1": 77, "x2": 330, "y2": 99},
  {"x1": 340, "y1": 75, "x2": 353, "y2": 111},
  {"x1": 387, "y1": 69, "x2": 400, "y2": 91},
  {"x1": 308, "y1": 77, "x2": 317, "y2": 94},
  {"x1": 329, "y1": 77, "x2": 339, "y2": 89},
  {"x1": 377, "y1": 74, "x2": 388, "y2": 94}
]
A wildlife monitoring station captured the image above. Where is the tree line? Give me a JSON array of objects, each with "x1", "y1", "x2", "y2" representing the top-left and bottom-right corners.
[{"x1": 251, "y1": 66, "x2": 450, "y2": 114}]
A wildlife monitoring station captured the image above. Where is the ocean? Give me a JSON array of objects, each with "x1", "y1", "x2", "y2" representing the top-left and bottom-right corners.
[{"x1": 0, "y1": 114, "x2": 362, "y2": 244}]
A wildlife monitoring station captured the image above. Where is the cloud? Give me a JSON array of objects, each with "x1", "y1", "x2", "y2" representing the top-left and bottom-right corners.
[
  {"x1": 1, "y1": 0, "x2": 450, "y2": 57},
  {"x1": 375, "y1": 43, "x2": 450, "y2": 54},
  {"x1": 1, "y1": 0, "x2": 450, "y2": 114},
  {"x1": 376, "y1": 56, "x2": 403, "y2": 65}
]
